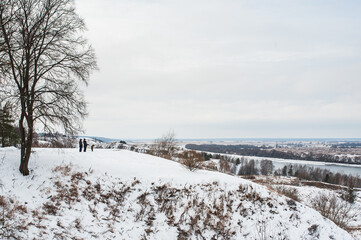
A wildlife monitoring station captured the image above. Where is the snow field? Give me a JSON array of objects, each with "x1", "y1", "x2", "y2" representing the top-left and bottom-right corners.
[{"x1": 0, "y1": 148, "x2": 355, "y2": 239}]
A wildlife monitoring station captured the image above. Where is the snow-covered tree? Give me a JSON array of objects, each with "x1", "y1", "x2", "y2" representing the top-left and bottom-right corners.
[{"x1": 0, "y1": 0, "x2": 97, "y2": 175}]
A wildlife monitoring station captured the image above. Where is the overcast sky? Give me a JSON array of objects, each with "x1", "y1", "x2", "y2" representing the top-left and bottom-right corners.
[{"x1": 75, "y1": 0, "x2": 361, "y2": 139}]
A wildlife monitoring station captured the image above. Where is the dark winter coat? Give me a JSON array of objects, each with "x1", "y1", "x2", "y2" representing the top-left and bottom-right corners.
[
  {"x1": 83, "y1": 139, "x2": 88, "y2": 152},
  {"x1": 79, "y1": 140, "x2": 83, "y2": 152}
]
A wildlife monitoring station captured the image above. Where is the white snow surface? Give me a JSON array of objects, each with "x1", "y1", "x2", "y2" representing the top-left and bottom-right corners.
[{"x1": 0, "y1": 147, "x2": 355, "y2": 239}]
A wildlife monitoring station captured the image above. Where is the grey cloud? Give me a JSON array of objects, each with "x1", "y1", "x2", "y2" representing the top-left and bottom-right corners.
[{"x1": 75, "y1": 0, "x2": 361, "y2": 139}]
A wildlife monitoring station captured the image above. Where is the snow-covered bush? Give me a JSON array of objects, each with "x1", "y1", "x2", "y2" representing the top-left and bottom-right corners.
[
  {"x1": 312, "y1": 193, "x2": 358, "y2": 229},
  {"x1": 148, "y1": 131, "x2": 177, "y2": 160},
  {"x1": 179, "y1": 150, "x2": 204, "y2": 171},
  {"x1": 0, "y1": 195, "x2": 27, "y2": 239},
  {"x1": 273, "y1": 186, "x2": 299, "y2": 202},
  {"x1": 341, "y1": 188, "x2": 356, "y2": 204}
]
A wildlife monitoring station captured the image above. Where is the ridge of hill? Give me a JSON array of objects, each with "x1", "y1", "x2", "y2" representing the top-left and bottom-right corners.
[{"x1": 0, "y1": 148, "x2": 354, "y2": 239}]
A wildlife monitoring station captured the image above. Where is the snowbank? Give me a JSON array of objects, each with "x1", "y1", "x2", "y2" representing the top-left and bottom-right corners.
[{"x1": 0, "y1": 148, "x2": 354, "y2": 239}]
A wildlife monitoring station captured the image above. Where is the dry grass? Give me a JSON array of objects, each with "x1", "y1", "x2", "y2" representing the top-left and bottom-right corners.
[
  {"x1": 0, "y1": 196, "x2": 29, "y2": 239},
  {"x1": 311, "y1": 193, "x2": 359, "y2": 229},
  {"x1": 271, "y1": 186, "x2": 299, "y2": 202},
  {"x1": 2, "y1": 163, "x2": 330, "y2": 239}
]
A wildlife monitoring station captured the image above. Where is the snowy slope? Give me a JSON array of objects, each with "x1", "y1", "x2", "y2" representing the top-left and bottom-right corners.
[{"x1": 0, "y1": 147, "x2": 355, "y2": 239}]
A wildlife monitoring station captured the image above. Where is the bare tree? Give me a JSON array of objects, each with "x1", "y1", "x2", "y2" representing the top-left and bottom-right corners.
[
  {"x1": 180, "y1": 150, "x2": 203, "y2": 171},
  {"x1": 219, "y1": 156, "x2": 231, "y2": 173},
  {"x1": 0, "y1": 0, "x2": 97, "y2": 175},
  {"x1": 260, "y1": 159, "x2": 274, "y2": 175},
  {"x1": 237, "y1": 159, "x2": 259, "y2": 175},
  {"x1": 148, "y1": 131, "x2": 177, "y2": 160}
]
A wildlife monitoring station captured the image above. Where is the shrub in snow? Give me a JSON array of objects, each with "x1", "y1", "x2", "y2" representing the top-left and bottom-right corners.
[
  {"x1": 179, "y1": 150, "x2": 204, "y2": 171},
  {"x1": 272, "y1": 186, "x2": 299, "y2": 202},
  {"x1": 341, "y1": 188, "x2": 356, "y2": 204},
  {"x1": 308, "y1": 224, "x2": 320, "y2": 238},
  {"x1": 203, "y1": 161, "x2": 218, "y2": 171},
  {"x1": 312, "y1": 192, "x2": 359, "y2": 229},
  {"x1": 0, "y1": 195, "x2": 27, "y2": 239},
  {"x1": 148, "y1": 131, "x2": 177, "y2": 160}
]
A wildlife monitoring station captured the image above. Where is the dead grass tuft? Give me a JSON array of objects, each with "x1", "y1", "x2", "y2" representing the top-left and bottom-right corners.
[{"x1": 53, "y1": 164, "x2": 72, "y2": 176}]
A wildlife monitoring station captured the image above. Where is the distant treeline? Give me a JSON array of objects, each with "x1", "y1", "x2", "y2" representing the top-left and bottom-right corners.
[
  {"x1": 216, "y1": 155, "x2": 361, "y2": 188},
  {"x1": 185, "y1": 144, "x2": 361, "y2": 165},
  {"x1": 331, "y1": 142, "x2": 361, "y2": 148},
  {"x1": 275, "y1": 164, "x2": 361, "y2": 188}
]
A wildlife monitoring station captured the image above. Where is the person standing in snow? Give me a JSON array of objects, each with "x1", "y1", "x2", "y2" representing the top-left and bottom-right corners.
[
  {"x1": 79, "y1": 139, "x2": 83, "y2": 152},
  {"x1": 91, "y1": 144, "x2": 94, "y2": 152},
  {"x1": 83, "y1": 138, "x2": 88, "y2": 152}
]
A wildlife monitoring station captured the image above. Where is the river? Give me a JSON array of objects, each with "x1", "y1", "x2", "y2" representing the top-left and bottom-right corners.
[{"x1": 234, "y1": 155, "x2": 361, "y2": 176}]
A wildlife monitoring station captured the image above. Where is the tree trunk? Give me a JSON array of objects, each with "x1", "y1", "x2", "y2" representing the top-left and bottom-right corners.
[
  {"x1": 19, "y1": 132, "x2": 32, "y2": 176},
  {"x1": 18, "y1": 114, "x2": 31, "y2": 176},
  {"x1": 19, "y1": 149, "x2": 30, "y2": 176}
]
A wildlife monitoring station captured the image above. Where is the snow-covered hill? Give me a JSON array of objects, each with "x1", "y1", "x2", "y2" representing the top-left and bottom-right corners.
[{"x1": 0, "y1": 147, "x2": 355, "y2": 239}]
